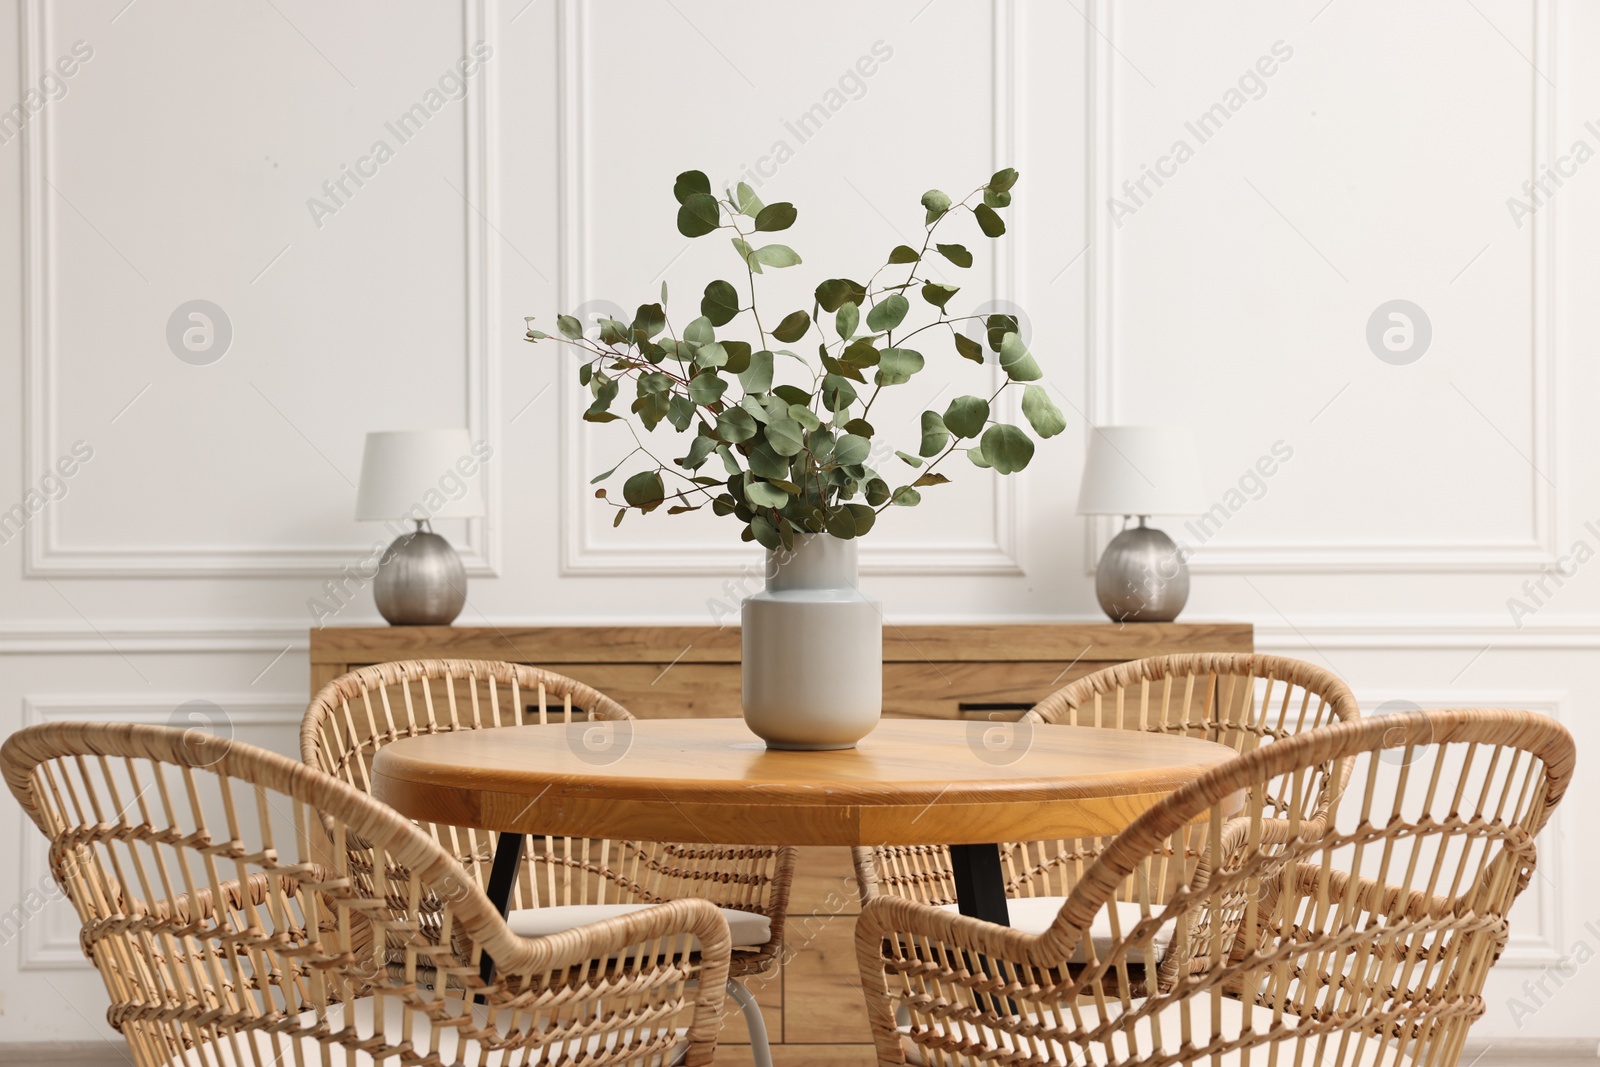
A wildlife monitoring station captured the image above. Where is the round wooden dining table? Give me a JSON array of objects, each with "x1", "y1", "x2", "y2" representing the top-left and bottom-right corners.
[{"x1": 371, "y1": 717, "x2": 1238, "y2": 945}]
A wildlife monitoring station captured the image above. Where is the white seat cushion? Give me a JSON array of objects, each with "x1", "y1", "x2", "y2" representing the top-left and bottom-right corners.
[
  {"x1": 507, "y1": 902, "x2": 771, "y2": 948},
  {"x1": 169, "y1": 995, "x2": 688, "y2": 1066},
  {"x1": 937, "y1": 897, "x2": 1175, "y2": 963},
  {"x1": 901, "y1": 993, "x2": 1413, "y2": 1066}
]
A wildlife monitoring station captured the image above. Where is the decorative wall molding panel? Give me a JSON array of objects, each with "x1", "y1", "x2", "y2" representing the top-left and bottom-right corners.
[{"x1": 17, "y1": 0, "x2": 500, "y2": 579}]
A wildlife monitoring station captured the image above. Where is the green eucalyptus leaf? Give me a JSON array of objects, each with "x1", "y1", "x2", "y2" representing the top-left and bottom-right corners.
[
  {"x1": 875, "y1": 347, "x2": 924, "y2": 386},
  {"x1": 825, "y1": 503, "x2": 876, "y2": 539},
  {"x1": 936, "y1": 243, "x2": 973, "y2": 268},
  {"x1": 688, "y1": 370, "x2": 728, "y2": 404},
  {"x1": 974, "y1": 203, "x2": 1006, "y2": 238},
  {"x1": 557, "y1": 314, "x2": 583, "y2": 340},
  {"x1": 891, "y1": 486, "x2": 922, "y2": 506},
  {"x1": 919, "y1": 410, "x2": 950, "y2": 457},
  {"x1": 986, "y1": 314, "x2": 1020, "y2": 351},
  {"x1": 753, "y1": 202, "x2": 797, "y2": 231},
  {"x1": 749, "y1": 513, "x2": 782, "y2": 548},
  {"x1": 721, "y1": 340, "x2": 752, "y2": 373},
  {"x1": 865, "y1": 478, "x2": 891, "y2": 506},
  {"x1": 999, "y1": 331, "x2": 1043, "y2": 382},
  {"x1": 788, "y1": 405, "x2": 822, "y2": 430},
  {"x1": 745, "y1": 476, "x2": 789, "y2": 510},
  {"x1": 833, "y1": 433, "x2": 871, "y2": 466},
  {"x1": 731, "y1": 236, "x2": 761, "y2": 273},
  {"x1": 701, "y1": 280, "x2": 740, "y2": 326},
  {"x1": 661, "y1": 280, "x2": 669, "y2": 304},
  {"x1": 717, "y1": 444, "x2": 742, "y2": 476},
  {"x1": 765, "y1": 416, "x2": 807, "y2": 457},
  {"x1": 983, "y1": 187, "x2": 1011, "y2": 209},
  {"x1": 841, "y1": 340, "x2": 880, "y2": 368},
  {"x1": 980, "y1": 422, "x2": 1034, "y2": 474},
  {"x1": 631, "y1": 391, "x2": 668, "y2": 430},
  {"x1": 578, "y1": 363, "x2": 593, "y2": 386},
  {"x1": 988, "y1": 167, "x2": 1019, "y2": 194},
  {"x1": 740, "y1": 395, "x2": 771, "y2": 424},
  {"x1": 888, "y1": 244, "x2": 921, "y2": 264},
  {"x1": 677, "y1": 192, "x2": 721, "y2": 238},
  {"x1": 842, "y1": 417, "x2": 874, "y2": 438},
  {"x1": 638, "y1": 371, "x2": 674, "y2": 395},
  {"x1": 866, "y1": 294, "x2": 909, "y2": 333},
  {"x1": 967, "y1": 443, "x2": 992, "y2": 468},
  {"x1": 1021, "y1": 384, "x2": 1067, "y2": 438},
  {"x1": 747, "y1": 442, "x2": 789, "y2": 480},
  {"x1": 921, "y1": 188, "x2": 952, "y2": 225},
  {"x1": 736, "y1": 182, "x2": 765, "y2": 217},
  {"x1": 598, "y1": 317, "x2": 629, "y2": 346},
  {"x1": 622, "y1": 470, "x2": 665, "y2": 512},
  {"x1": 942, "y1": 395, "x2": 990, "y2": 439},
  {"x1": 835, "y1": 301, "x2": 859, "y2": 340},
  {"x1": 717, "y1": 406, "x2": 757, "y2": 443},
  {"x1": 675, "y1": 435, "x2": 717, "y2": 471},
  {"x1": 613, "y1": 509, "x2": 626, "y2": 527},
  {"x1": 772, "y1": 310, "x2": 811, "y2": 344},
  {"x1": 683, "y1": 316, "x2": 715, "y2": 345},
  {"x1": 921, "y1": 282, "x2": 959, "y2": 310},
  {"x1": 954, "y1": 332, "x2": 985, "y2": 363},
  {"x1": 589, "y1": 456, "x2": 628, "y2": 484},
  {"x1": 695, "y1": 341, "x2": 729, "y2": 368},
  {"x1": 913, "y1": 472, "x2": 951, "y2": 487},
  {"x1": 673, "y1": 170, "x2": 711, "y2": 205},
  {"x1": 739, "y1": 349, "x2": 774, "y2": 392},
  {"x1": 667, "y1": 395, "x2": 696, "y2": 431},
  {"x1": 773, "y1": 383, "x2": 811, "y2": 406},
  {"x1": 895, "y1": 450, "x2": 924, "y2": 468},
  {"x1": 821, "y1": 373, "x2": 859, "y2": 413},
  {"x1": 815, "y1": 278, "x2": 868, "y2": 313},
  {"x1": 750, "y1": 243, "x2": 802, "y2": 269},
  {"x1": 631, "y1": 302, "x2": 667, "y2": 339}
]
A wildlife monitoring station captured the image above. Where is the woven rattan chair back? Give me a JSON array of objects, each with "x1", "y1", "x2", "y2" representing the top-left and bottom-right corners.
[
  {"x1": 857, "y1": 708, "x2": 1574, "y2": 1067},
  {"x1": 302, "y1": 659, "x2": 794, "y2": 975},
  {"x1": 857, "y1": 654, "x2": 1361, "y2": 907},
  {"x1": 3, "y1": 720, "x2": 731, "y2": 1067}
]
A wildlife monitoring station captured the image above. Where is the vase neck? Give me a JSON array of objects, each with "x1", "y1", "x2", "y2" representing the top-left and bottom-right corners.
[{"x1": 766, "y1": 534, "x2": 859, "y2": 592}]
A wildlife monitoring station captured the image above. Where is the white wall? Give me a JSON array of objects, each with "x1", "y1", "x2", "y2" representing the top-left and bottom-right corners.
[{"x1": 0, "y1": 0, "x2": 1594, "y2": 1044}]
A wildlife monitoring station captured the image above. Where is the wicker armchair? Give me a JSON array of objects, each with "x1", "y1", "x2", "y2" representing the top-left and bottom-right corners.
[
  {"x1": 3, "y1": 720, "x2": 733, "y2": 1067},
  {"x1": 302, "y1": 659, "x2": 796, "y2": 1065},
  {"x1": 857, "y1": 707, "x2": 1574, "y2": 1067},
  {"x1": 855, "y1": 654, "x2": 1360, "y2": 938}
]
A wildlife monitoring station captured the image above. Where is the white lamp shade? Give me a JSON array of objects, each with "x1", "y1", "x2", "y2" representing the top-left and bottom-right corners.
[
  {"x1": 1076, "y1": 426, "x2": 1208, "y2": 516},
  {"x1": 355, "y1": 430, "x2": 485, "y2": 520}
]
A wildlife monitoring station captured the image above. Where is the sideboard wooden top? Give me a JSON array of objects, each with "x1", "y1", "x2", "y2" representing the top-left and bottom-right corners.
[{"x1": 310, "y1": 622, "x2": 1252, "y2": 665}]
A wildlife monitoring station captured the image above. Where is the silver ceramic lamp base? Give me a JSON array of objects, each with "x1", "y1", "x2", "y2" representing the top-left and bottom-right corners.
[
  {"x1": 373, "y1": 521, "x2": 467, "y2": 626},
  {"x1": 1094, "y1": 518, "x2": 1189, "y2": 623}
]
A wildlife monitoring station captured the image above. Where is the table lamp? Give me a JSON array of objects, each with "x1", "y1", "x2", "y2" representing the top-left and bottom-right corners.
[
  {"x1": 355, "y1": 429, "x2": 483, "y2": 625},
  {"x1": 1077, "y1": 426, "x2": 1207, "y2": 622}
]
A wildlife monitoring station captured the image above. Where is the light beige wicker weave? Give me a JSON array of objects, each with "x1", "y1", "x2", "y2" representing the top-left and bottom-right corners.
[
  {"x1": 855, "y1": 654, "x2": 1361, "y2": 913},
  {"x1": 856, "y1": 707, "x2": 1574, "y2": 1067},
  {"x1": 301, "y1": 659, "x2": 796, "y2": 1064},
  {"x1": 3, "y1": 720, "x2": 733, "y2": 1067}
]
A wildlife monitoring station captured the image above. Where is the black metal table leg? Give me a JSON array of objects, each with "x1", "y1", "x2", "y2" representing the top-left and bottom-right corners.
[
  {"x1": 479, "y1": 831, "x2": 525, "y2": 990},
  {"x1": 949, "y1": 843, "x2": 1010, "y2": 926},
  {"x1": 948, "y1": 842, "x2": 1012, "y2": 1017}
]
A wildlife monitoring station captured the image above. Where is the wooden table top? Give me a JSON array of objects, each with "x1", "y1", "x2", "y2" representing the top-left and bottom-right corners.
[{"x1": 371, "y1": 718, "x2": 1239, "y2": 846}]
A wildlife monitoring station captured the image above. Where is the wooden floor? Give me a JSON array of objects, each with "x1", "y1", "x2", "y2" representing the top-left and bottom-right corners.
[{"x1": 4, "y1": 1039, "x2": 1595, "y2": 1067}]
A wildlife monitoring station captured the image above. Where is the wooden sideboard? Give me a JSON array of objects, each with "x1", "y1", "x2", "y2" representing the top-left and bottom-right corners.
[{"x1": 308, "y1": 621, "x2": 1252, "y2": 1067}]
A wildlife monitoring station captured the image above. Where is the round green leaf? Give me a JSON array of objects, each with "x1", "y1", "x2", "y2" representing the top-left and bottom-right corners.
[
  {"x1": 753, "y1": 202, "x2": 797, "y2": 231},
  {"x1": 557, "y1": 314, "x2": 583, "y2": 339},
  {"x1": 888, "y1": 244, "x2": 921, "y2": 264},
  {"x1": 701, "y1": 280, "x2": 740, "y2": 326},
  {"x1": 891, "y1": 486, "x2": 922, "y2": 506},
  {"x1": 836, "y1": 301, "x2": 859, "y2": 340},
  {"x1": 735, "y1": 182, "x2": 765, "y2": 217},
  {"x1": 936, "y1": 243, "x2": 973, "y2": 268},
  {"x1": 676, "y1": 192, "x2": 721, "y2": 237},
  {"x1": 875, "y1": 347, "x2": 924, "y2": 386},
  {"x1": 980, "y1": 423, "x2": 1034, "y2": 474},
  {"x1": 833, "y1": 433, "x2": 871, "y2": 466},
  {"x1": 974, "y1": 203, "x2": 1006, "y2": 238},
  {"x1": 765, "y1": 416, "x2": 806, "y2": 457},
  {"x1": 866, "y1": 293, "x2": 909, "y2": 333},
  {"x1": 825, "y1": 502, "x2": 877, "y2": 539},
  {"x1": 739, "y1": 350, "x2": 775, "y2": 393},
  {"x1": 683, "y1": 315, "x2": 715, "y2": 345},
  {"x1": 694, "y1": 342, "x2": 728, "y2": 368},
  {"x1": 772, "y1": 310, "x2": 811, "y2": 344},
  {"x1": 815, "y1": 278, "x2": 868, "y2": 313},
  {"x1": 750, "y1": 244, "x2": 802, "y2": 269},
  {"x1": 954, "y1": 333, "x2": 985, "y2": 363},
  {"x1": 688, "y1": 370, "x2": 727, "y2": 404},
  {"x1": 921, "y1": 189, "x2": 952, "y2": 225},
  {"x1": 999, "y1": 331, "x2": 1043, "y2": 382},
  {"x1": 623, "y1": 470, "x2": 665, "y2": 511},
  {"x1": 673, "y1": 170, "x2": 711, "y2": 205},
  {"x1": 988, "y1": 167, "x2": 1019, "y2": 194},
  {"x1": 942, "y1": 395, "x2": 990, "y2": 439},
  {"x1": 1021, "y1": 384, "x2": 1067, "y2": 439},
  {"x1": 717, "y1": 406, "x2": 757, "y2": 443},
  {"x1": 745, "y1": 476, "x2": 789, "y2": 510},
  {"x1": 921, "y1": 282, "x2": 959, "y2": 310}
]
